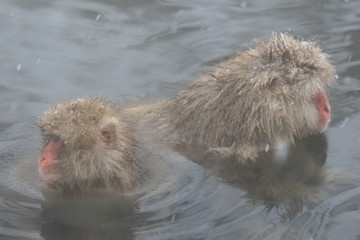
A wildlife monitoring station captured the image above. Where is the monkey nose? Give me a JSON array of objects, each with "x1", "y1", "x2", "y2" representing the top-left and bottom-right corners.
[
  {"x1": 321, "y1": 100, "x2": 331, "y2": 121},
  {"x1": 324, "y1": 104, "x2": 330, "y2": 114}
]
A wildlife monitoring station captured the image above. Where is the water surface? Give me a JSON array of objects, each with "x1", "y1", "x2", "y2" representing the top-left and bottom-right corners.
[{"x1": 1, "y1": 0, "x2": 360, "y2": 239}]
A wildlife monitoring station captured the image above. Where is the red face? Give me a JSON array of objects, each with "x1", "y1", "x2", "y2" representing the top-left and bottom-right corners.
[
  {"x1": 39, "y1": 137, "x2": 63, "y2": 182},
  {"x1": 313, "y1": 91, "x2": 331, "y2": 131}
]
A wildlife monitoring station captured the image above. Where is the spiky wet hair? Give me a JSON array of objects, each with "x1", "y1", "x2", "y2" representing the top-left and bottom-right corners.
[
  {"x1": 163, "y1": 33, "x2": 335, "y2": 159},
  {"x1": 38, "y1": 98, "x2": 141, "y2": 193}
]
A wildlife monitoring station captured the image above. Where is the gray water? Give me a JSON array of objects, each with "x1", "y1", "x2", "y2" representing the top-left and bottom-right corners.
[{"x1": 1, "y1": 0, "x2": 360, "y2": 239}]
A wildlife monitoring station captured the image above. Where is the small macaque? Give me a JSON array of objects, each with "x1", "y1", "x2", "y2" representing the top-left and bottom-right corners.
[
  {"x1": 162, "y1": 33, "x2": 335, "y2": 159},
  {"x1": 38, "y1": 98, "x2": 142, "y2": 194}
]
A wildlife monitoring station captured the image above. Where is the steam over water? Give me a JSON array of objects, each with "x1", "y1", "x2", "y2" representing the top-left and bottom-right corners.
[{"x1": 1, "y1": 0, "x2": 360, "y2": 239}]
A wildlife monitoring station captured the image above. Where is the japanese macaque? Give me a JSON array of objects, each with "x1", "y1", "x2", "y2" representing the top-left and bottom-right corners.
[
  {"x1": 161, "y1": 33, "x2": 335, "y2": 159},
  {"x1": 38, "y1": 98, "x2": 142, "y2": 193},
  {"x1": 37, "y1": 33, "x2": 335, "y2": 194}
]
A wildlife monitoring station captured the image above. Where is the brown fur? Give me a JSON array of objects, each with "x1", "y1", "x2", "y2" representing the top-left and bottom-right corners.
[
  {"x1": 38, "y1": 98, "x2": 142, "y2": 193},
  {"x1": 37, "y1": 34, "x2": 335, "y2": 193},
  {"x1": 161, "y1": 33, "x2": 335, "y2": 159}
]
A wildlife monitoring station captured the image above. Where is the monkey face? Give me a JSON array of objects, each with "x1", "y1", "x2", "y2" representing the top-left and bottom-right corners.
[{"x1": 38, "y1": 98, "x2": 140, "y2": 193}]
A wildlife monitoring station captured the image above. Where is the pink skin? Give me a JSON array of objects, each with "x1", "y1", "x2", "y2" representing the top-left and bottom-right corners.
[
  {"x1": 313, "y1": 91, "x2": 331, "y2": 131},
  {"x1": 39, "y1": 137, "x2": 63, "y2": 181},
  {"x1": 38, "y1": 93, "x2": 329, "y2": 178}
]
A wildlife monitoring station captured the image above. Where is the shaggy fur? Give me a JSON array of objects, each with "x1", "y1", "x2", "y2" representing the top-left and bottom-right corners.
[
  {"x1": 161, "y1": 34, "x2": 335, "y2": 159},
  {"x1": 37, "y1": 34, "x2": 335, "y2": 193},
  {"x1": 38, "y1": 98, "x2": 142, "y2": 193}
]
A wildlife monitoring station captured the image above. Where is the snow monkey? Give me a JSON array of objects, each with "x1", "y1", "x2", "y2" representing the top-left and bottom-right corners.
[
  {"x1": 38, "y1": 98, "x2": 142, "y2": 193},
  {"x1": 161, "y1": 33, "x2": 335, "y2": 159},
  {"x1": 37, "y1": 34, "x2": 335, "y2": 193}
]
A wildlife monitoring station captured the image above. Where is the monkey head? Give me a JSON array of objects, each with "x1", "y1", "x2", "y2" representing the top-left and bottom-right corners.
[
  {"x1": 230, "y1": 34, "x2": 335, "y2": 144},
  {"x1": 38, "y1": 98, "x2": 141, "y2": 193}
]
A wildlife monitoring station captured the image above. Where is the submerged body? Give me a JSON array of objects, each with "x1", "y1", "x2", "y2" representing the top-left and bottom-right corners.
[
  {"x1": 37, "y1": 34, "x2": 335, "y2": 193},
  {"x1": 161, "y1": 34, "x2": 335, "y2": 159}
]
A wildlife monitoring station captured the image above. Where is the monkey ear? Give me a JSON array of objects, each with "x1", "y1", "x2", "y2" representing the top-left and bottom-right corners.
[
  {"x1": 100, "y1": 124, "x2": 116, "y2": 146},
  {"x1": 268, "y1": 76, "x2": 280, "y2": 91}
]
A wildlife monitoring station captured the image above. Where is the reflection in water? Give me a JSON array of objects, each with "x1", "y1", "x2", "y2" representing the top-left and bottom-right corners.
[
  {"x1": 174, "y1": 134, "x2": 328, "y2": 220},
  {"x1": 41, "y1": 191, "x2": 138, "y2": 240},
  {"x1": 1, "y1": 0, "x2": 360, "y2": 238},
  {"x1": 0, "y1": 184, "x2": 42, "y2": 240},
  {"x1": 38, "y1": 147, "x2": 200, "y2": 240}
]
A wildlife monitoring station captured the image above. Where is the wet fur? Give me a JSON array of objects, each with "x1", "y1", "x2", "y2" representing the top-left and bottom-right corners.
[
  {"x1": 38, "y1": 98, "x2": 142, "y2": 193},
  {"x1": 38, "y1": 34, "x2": 335, "y2": 193},
  {"x1": 160, "y1": 34, "x2": 335, "y2": 159}
]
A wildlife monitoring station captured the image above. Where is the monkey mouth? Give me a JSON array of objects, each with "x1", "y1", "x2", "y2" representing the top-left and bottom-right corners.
[
  {"x1": 315, "y1": 118, "x2": 331, "y2": 133},
  {"x1": 39, "y1": 169, "x2": 62, "y2": 182}
]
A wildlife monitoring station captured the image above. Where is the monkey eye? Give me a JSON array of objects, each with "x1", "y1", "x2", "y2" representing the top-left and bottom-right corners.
[
  {"x1": 41, "y1": 133, "x2": 50, "y2": 143},
  {"x1": 42, "y1": 134, "x2": 61, "y2": 145},
  {"x1": 53, "y1": 136, "x2": 61, "y2": 143}
]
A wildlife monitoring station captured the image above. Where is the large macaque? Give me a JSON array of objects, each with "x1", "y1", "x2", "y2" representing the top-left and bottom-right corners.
[
  {"x1": 38, "y1": 98, "x2": 142, "y2": 193},
  {"x1": 161, "y1": 34, "x2": 335, "y2": 159}
]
